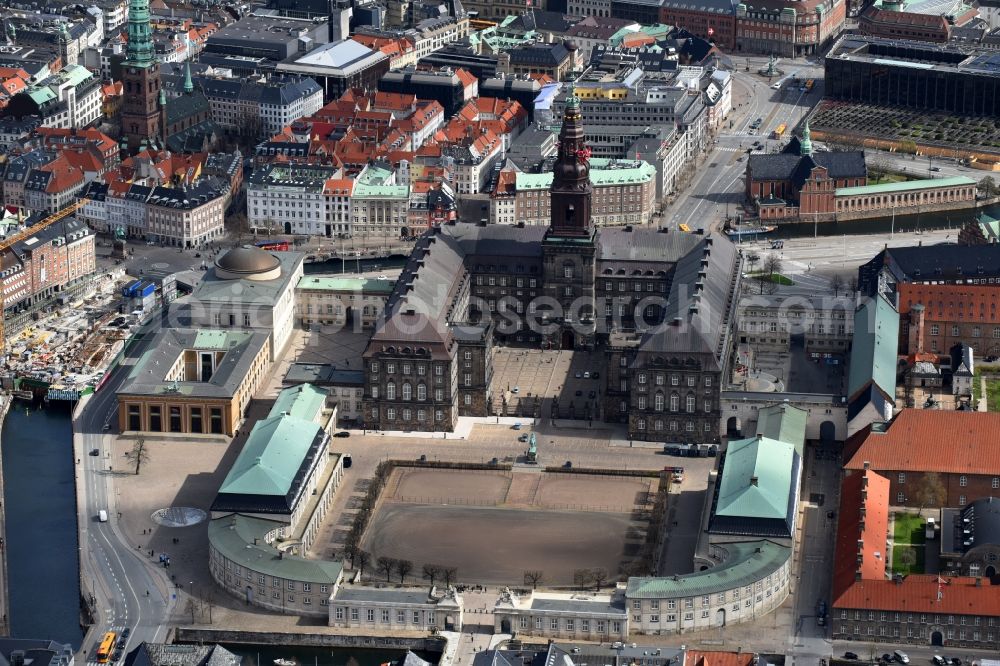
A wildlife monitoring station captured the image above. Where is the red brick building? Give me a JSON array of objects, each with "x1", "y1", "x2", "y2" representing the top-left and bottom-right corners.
[
  {"x1": 660, "y1": 0, "x2": 738, "y2": 52},
  {"x1": 845, "y1": 410, "x2": 1000, "y2": 509},
  {"x1": 858, "y1": 6, "x2": 950, "y2": 42},
  {"x1": 735, "y1": 0, "x2": 845, "y2": 56},
  {"x1": 898, "y1": 282, "x2": 1000, "y2": 357},
  {"x1": 831, "y1": 464, "x2": 1000, "y2": 649}
]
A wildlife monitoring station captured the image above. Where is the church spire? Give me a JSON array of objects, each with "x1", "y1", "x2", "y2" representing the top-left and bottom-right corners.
[
  {"x1": 548, "y1": 81, "x2": 593, "y2": 237},
  {"x1": 800, "y1": 119, "x2": 813, "y2": 157},
  {"x1": 125, "y1": 0, "x2": 155, "y2": 66},
  {"x1": 183, "y1": 61, "x2": 194, "y2": 94}
]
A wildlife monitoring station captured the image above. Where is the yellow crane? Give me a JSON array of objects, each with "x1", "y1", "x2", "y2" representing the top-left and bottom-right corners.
[{"x1": 0, "y1": 198, "x2": 90, "y2": 354}]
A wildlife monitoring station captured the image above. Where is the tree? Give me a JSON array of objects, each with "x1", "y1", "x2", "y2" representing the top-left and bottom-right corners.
[
  {"x1": 830, "y1": 274, "x2": 845, "y2": 296},
  {"x1": 745, "y1": 251, "x2": 760, "y2": 276},
  {"x1": 422, "y1": 564, "x2": 441, "y2": 588},
  {"x1": 377, "y1": 556, "x2": 395, "y2": 582},
  {"x1": 355, "y1": 549, "x2": 372, "y2": 576},
  {"x1": 441, "y1": 566, "x2": 458, "y2": 587},
  {"x1": 185, "y1": 598, "x2": 197, "y2": 624},
  {"x1": 868, "y1": 156, "x2": 892, "y2": 184},
  {"x1": 523, "y1": 570, "x2": 544, "y2": 590},
  {"x1": 591, "y1": 567, "x2": 609, "y2": 592},
  {"x1": 125, "y1": 437, "x2": 149, "y2": 475},
  {"x1": 979, "y1": 176, "x2": 997, "y2": 197},
  {"x1": 396, "y1": 559, "x2": 413, "y2": 583},
  {"x1": 915, "y1": 472, "x2": 947, "y2": 510},
  {"x1": 764, "y1": 253, "x2": 783, "y2": 279},
  {"x1": 573, "y1": 569, "x2": 594, "y2": 590},
  {"x1": 896, "y1": 547, "x2": 917, "y2": 571},
  {"x1": 228, "y1": 211, "x2": 251, "y2": 245},
  {"x1": 848, "y1": 275, "x2": 859, "y2": 295}
]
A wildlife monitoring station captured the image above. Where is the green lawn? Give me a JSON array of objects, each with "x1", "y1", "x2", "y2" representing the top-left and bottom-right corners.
[
  {"x1": 891, "y1": 545, "x2": 925, "y2": 575},
  {"x1": 986, "y1": 379, "x2": 1000, "y2": 413},
  {"x1": 893, "y1": 513, "x2": 925, "y2": 545},
  {"x1": 748, "y1": 272, "x2": 795, "y2": 286},
  {"x1": 973, "y1": 369, "x2": 981, "y2": 405},
  {"x1": 870, "y1": 172, "x2": 909, "y2": 185}
]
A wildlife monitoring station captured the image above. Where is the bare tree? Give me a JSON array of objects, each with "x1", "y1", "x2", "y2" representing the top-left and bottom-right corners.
[
  {"x1": 764, "y1": 253, "x2": 783, "y2": 279},
  {"x1": 355, "y1": 549, "x2": 372, "y2": 576},
  {"x1": 745, "y1": 251, "x2": 760, "y2": 276},
  {"x1": 848, "y1": 275, "x2": 859, "y2": 295},
  {"x1": 422, "y1": 563, "x2": 441, "y2": 587},
  {"x1": 124, "y1": 437, "x2": 149, "y2": 475},
  {"x1": 204, "y1": 589, "x2": 215, "y2": 624},
  {"x1": 868, "y1": 156, "x2": 892, "y2": 184},
  {"x1": 573, "y1": 569, "x2": 594, "y2": 590},
  {"x1": 830, "y1": 274, "x2": 845, "y2": 296},
  {"x1": 377, "y1": 556, "x2": 395, "y2": 582},
  {"x1": 185, "y1": 598, "x2": 197, "y2": 624},
  {"x1": 441, "y1": 566, "x2": 458, "y2": 587},
  {"x1": 396, "y1": 558, "x2": 414, "y2": 583},
  {"x1": 591, "y1": 567, "x2": 609, "y2": 592},
  {"x1": 523, "y1": 570, "x2": 544, "y2": 590},
  {"x1": 979, "y1": 176, "x2": 997, "y2": 197},
  {"x1": 896, "y1": 547, "x2": 917, "y2": 572},
  {"x1": 915, "y1": 472, "x2": 947, "y2": 510}
]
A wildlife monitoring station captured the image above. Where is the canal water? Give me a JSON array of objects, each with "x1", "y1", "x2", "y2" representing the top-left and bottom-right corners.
[
  {"x1": 1, "y1": 401, "x2": 83, "y2": 647},
  {"x1": 222, "y1": 645, "x2": 438, "y2": 666},
  {"x1": 303, "y1": 255, "x2": 408, "y2": 276}
]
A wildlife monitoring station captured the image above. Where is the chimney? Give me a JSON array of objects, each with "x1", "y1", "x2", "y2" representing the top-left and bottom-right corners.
[
  {"x1": 750, "y1": 476, "x2": 758, "y2": 486},
  {"x1": 863, "y1": 460, "x2": 870, "y2": 470}
]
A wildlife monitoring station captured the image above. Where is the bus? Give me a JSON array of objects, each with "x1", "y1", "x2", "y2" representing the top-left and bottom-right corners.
[
  {"x1": 804, "y1": 79, "x2": 815, "y2": 92},
  {"x1": 254, "y1": 240, "x2": 290, "y2": 251},
  {"x1": 96, "y1": 632, "x2": 117, "y2": 663},
  {"x1": 772, "y1": 123, "x2": 787, "y2": 139}
]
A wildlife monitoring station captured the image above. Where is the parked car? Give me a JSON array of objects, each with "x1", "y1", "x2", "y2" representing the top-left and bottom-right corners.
[
  {"x1": 592, "y1": 372, "x2": 600, "y2": 379},
  {"x1": 512, "y1": 423, "x2": 522, "y2": 430},
  {"x1": 583, "y1": 371, "x2": 590, "y2": 378},
  {"x1": 894, "y1": 651, "x2": 910, "y2": 664},
  {"x1": 932, "y1": 657, "x2": 945, "y2": 666},
  {"x1": 511, "y1": 386, "x2": 520, "y2": 393},
  {"x1": 588, "y1": 390, "x2": 596, "y2": 399},
  {"x1": 333, "y1": 431, "x2": 350, "y2": 438},
  {"x1": 947, "y1": 659, "x2": 961, "y2": 666},
  {"x1": 882, "y1": 655, "x2": 892, "y2": 664},
  {"x1": 930, "y1": 166, "x2": 941, "y2": 172},
  {"x1": 89, "y1": 448, "x2": 100, "y2": 456},
  {"x1": 121, "y1": 628, "x2": 131, "y2": 639},
  {"x1": 843, "y1": 653, "x2": 859, "y2": 661},
  {"x1": 575, "y1": 390, "x2": 583, "y2": 397},
  {"x1": 518, "y1": 434, "x2": 529, "y2": 442},
  {"x1": 575, "y1": 371, "x2": 582, "y2": 378}
]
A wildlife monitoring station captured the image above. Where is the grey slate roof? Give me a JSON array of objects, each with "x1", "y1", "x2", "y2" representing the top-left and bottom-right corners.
[
  {"x1": 597, "y1": 226, "x2": 700, "y2": 264},
  {"x1": 117, "y1": 328, "x2": 270, "y2": 399},
  {"x1": 748, "y1": 151, "x2": 867, "y2": 184},
  {"x1": 528, "y1": 596, "x2": 627, "y2": 615},
  {"x1": 508, "y1": 42, "x2": 571, "y2": 67},
  {"x1": 333, "y1": 586, "x2": 437, "y2": 605},
  {"x1": 880, "y1": 244, "x2": 1000, "y2": 281},
  {"x1": 637, "y1": 233, "x2": 739, "y2": 364},
  {"x1": 959, "y1": 496, "x2": 1000, "y2": 551},
  {"x1": 125, "y1": 643, "x2": 240, "y2": 666}
]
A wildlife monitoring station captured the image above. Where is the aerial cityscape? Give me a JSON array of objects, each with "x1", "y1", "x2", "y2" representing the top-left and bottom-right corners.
[{"x1": 1, "y1": 0, "x2": 1000, "y2": 665}]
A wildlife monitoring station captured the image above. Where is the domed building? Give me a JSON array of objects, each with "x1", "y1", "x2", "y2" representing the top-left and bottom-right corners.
[{"x1": 173, "y1": 245, "x2": 304, "y2": 362}]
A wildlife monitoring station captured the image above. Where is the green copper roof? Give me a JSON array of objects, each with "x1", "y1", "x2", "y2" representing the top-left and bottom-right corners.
[
  {"x1": 183, "y1": 61, "x2": 194, "y2": 94},
  {"x1": 125, "y1": 0, "x2": 155, "y2": 66},
  {"x1": 715, "y1": 436, "x2": 797, "y2": 520},
  {"x1": 208, "y1": 514, "x2": 343, "y2": 583},
  {"x1": 755, "y1": 404, "x2": 807, "y2": 456},
  {"x1": 626, "y1": 540, "x2": 791, "y2": 599},
  {"x1": 847, "y1": 294, "x2": 899, "y2": 400},
  {"x1": 836, "y1": 175, "x2": 976, "y2": 197},
  {"x1": 269, "y1": 383, "x2": 328, "y2": 422},
  {"x1": 516, "y1": 159, "x2": 655, "y2": 190},
  {"x1": 218, "y1": 415, "x2": 322, "y2": 497},
  {"x1": 800, "y1": 120, "x2": 812, "y2": 157},
  {"x1": 297, "y1": 276, "x2": 396, "y2": 294},
  {"x1": 608, "y1": 23, "x2": 673, "y2": 46}
]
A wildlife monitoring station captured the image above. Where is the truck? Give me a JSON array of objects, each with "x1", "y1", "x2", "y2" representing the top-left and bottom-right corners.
[{"x1": 926, "y1": 517, "x2": 937, "y2": 539}]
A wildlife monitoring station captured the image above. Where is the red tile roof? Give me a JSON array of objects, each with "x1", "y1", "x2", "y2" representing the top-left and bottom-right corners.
[
  {"x1": 898, "y1": 282, "x2": 1000, "y2": 323},
  {"x1": 455, "y1": 68, "x2": 478, "y2": 89},
  {"x1": 686, "y1": 652, "x2": 757, "y2": 666},
  {"x1": 844, "y1": 410, "x2": 1000, "y2": 475},
  {"x1": 834, "y1": 576, "x2": 1000, "y2": 615},
  {"x1": 832, "y1": 469, "x2": 890, "y2": 606}
]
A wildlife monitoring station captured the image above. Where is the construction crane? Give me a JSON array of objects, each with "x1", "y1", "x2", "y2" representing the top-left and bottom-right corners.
[{"x1": 0, "y1": 198, "x2": 90, "y2": 355}]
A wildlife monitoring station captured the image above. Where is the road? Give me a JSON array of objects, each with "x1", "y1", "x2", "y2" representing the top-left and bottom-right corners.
[
  {"x1": 662, "y1": 60, "x2": 825, "y2": 234},
  {"x1": 75, "y1": 318, "x2": 174, "y2": 663}
]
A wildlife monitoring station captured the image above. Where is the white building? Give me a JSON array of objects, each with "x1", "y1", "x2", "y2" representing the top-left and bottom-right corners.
[
  {"x1": 329, "y1": 584, "x2": 464, "y2": 631},
  {"x1": 247, "y1": 164, "x2": 348, "y2": 237},
  {"x1": 9, "y1": 64, "x2": 102, "y2": 130},
  {"x1": 175, "y1": 246, "x2": 305, "y2": 360},
  {"x1": 350, "y1": 165, "x2": 410, "y2": 237}
]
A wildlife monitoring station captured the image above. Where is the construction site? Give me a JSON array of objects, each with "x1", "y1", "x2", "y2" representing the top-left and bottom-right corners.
[{"x1": 0, "y1": 200, "x2": 155, "y2": 402}]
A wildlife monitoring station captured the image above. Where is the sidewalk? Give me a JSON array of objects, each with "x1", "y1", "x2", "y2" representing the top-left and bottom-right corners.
[{"x1": 0, "y1": 395, "x2": 11, "y2": 636}]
